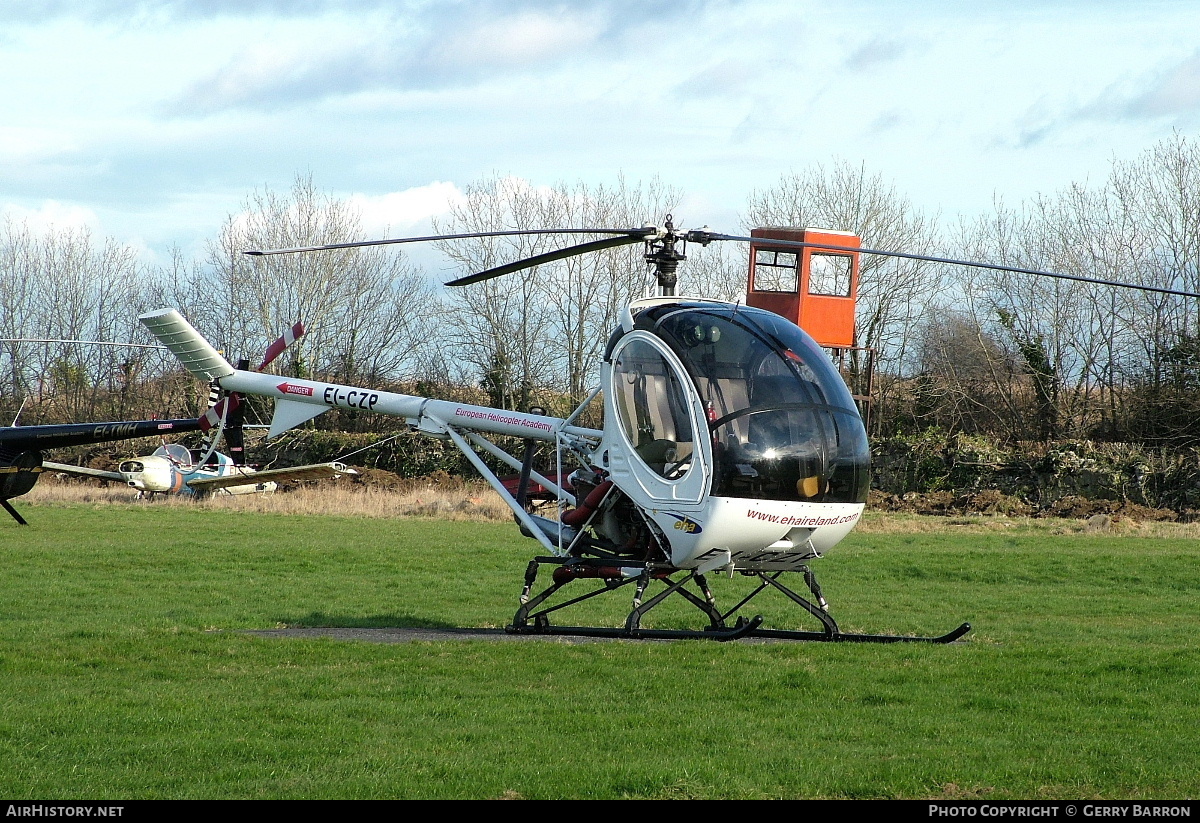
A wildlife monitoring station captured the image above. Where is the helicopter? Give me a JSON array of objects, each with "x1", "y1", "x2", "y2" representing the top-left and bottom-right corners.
[
  {"x1": 1, "y1": 325, "x2": 348, "y2": 519},
  {"x1": 46, "y1": 440, "x2": 356, "y2": 499},
  {"x1": 0, "y1": 416, "x2": 203, "y2": 524},
  {"x1": 139, "y1": 218, "x2": 1200, "y2": 642}
]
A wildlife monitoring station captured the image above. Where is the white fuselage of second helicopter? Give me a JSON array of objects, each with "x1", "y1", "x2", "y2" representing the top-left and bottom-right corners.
[{"x1": 119, "y1": 445, "x2": 275, "y2": 496}]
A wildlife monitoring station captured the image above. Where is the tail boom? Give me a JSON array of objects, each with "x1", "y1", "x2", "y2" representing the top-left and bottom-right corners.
[{"x1": 139, "y1": 309, "x2": 598, "y2": 442}]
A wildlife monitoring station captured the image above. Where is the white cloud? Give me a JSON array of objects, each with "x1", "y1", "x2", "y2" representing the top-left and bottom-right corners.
[
  {"x1": 1126, "y1": 52, "x2": 1200, "y2": 118},
  {"x1": 164, "y1": 5, "x2": 620, "y2": 114},
  {"x1": 349, "y1": 181, "x2": 465, "y2": 237},
  {"x1": 7, "y1": 0, "x2": 1200, "y2": 261},
  {"x1": 843, "y1": 36, "x2": 911, "y2": 71},
  {"x1": 428, "y1": 10, "x2": 603, "y2": 69},
  {"x1": 0, "y1": 127, "x2": 78, "y2": 164},
  {"x1": 2, "y1": 200, "x2": 101, "y2": 233}
]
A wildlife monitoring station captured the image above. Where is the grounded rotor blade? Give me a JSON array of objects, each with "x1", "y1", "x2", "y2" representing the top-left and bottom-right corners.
[
  {"x1": 704, "y1": 233, "x2": 1200, "y2": 299},
  {"x1": 446, "y1": 234, "x2": 648, "y2": 287},
  {"x1": 0, "y1": 338, "x2": 165, "y2": 349},
  {"x1": 244, "y1": 228, "x2": 653, "y2": 257}
]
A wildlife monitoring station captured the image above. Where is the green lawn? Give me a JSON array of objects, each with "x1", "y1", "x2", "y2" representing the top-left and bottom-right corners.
[{"x1": 1, "y1": 502, "x2": 1197, "y2": 799}]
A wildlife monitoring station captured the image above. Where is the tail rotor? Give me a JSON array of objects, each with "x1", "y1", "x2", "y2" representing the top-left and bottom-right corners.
[
  {"x1": 257, "y1": 321, "x2": 305, "y2": 372},
  {"x1": 200, "y1": 323, "x2": 307, "y2": 467}
]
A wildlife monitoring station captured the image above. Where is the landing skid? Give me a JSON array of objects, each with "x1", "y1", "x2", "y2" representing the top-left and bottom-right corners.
[
  {"x1": 1, "y1": 499, "x2": 27, "y2": 526},
  {"x1": 507, "y1": 557, "x2": 970, "y2": 644}
]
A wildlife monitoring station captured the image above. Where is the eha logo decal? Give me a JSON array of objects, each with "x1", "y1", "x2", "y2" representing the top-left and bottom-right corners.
[{"x1": 667, "y1": 514, "x2": 703, "y2": 534}]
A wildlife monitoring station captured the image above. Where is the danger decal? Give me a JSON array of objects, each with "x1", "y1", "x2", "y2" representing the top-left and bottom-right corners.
[{"x1": 277, "y1": 382, "x2": 314, "y2": 397}]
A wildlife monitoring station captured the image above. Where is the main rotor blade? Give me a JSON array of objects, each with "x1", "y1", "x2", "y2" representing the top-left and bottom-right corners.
[
  {"x1": 244, "y1": 228, "x2": 653, "y2": 257},
  {"x1": 702, "y1": 233, "x2": 1200, "y2": 299},
  {"x1": 446, "y1": 234, "x2": 648, "y2": 287}
]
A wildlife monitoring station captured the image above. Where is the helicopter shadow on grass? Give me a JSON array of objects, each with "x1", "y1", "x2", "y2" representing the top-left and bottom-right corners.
[
  {"x1": 250, "y1": 612, "x2": 674, "y2": 643},
  {"x1": 247, "y1": 612, "x2": 530, "y2": 643},
  {"x1": 272, "y1": 611, "x2": 460, "y2": 630}
]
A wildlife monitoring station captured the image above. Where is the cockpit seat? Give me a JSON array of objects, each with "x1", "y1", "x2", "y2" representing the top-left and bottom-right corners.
[{"x1": 635, "y1": 439, "x2": 694, "y2": 478}]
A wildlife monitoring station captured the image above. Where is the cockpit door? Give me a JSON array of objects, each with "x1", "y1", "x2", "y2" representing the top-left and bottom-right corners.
[{"x1": 603, "y1": 332, "x2": 710, "y2": 506}]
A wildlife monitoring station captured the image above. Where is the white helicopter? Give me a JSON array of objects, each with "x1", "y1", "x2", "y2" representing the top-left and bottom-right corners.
[
  {"x1": 46, "y1": 440, "x2": 356, "y2": 499},
  {"x1": 139, "y1": 218, "x2": 1199, "y2": 642}
]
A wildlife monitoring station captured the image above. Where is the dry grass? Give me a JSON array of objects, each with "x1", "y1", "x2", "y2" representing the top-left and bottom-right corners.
[
  {"x1": 26, "y1": 476, "x2": 1200, "y2": 537},
  {"x1": 25, "y1": 476, "x2": 515, "y2": 522}
]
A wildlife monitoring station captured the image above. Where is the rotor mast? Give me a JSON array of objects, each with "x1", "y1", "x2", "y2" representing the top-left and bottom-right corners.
[{"x1": 645, "y1": 215, "x2": 716, "y2": 296}]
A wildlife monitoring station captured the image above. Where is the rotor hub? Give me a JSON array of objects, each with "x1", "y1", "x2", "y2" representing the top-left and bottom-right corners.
[{"x1": 645, "y1": 215, "x2": 686, "y2": 296}]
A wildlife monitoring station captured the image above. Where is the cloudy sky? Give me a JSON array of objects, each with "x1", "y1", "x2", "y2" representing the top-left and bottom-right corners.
[{"x1": 3, "y1": 0, "x2": 1199, "y2": 269}]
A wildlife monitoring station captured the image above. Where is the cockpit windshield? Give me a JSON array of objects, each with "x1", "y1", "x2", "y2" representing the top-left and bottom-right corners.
[
  {"x1": 635, "y1": 303, "x2": 870, "y2": 504},
  {"x1": 151, "y1": 443, "x2": 193, "y2": 466}
]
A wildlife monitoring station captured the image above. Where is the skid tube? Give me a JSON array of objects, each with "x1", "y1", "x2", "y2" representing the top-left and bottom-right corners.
[{"x1": 505, "y1": 556, "x2": 970, "y2": 643}]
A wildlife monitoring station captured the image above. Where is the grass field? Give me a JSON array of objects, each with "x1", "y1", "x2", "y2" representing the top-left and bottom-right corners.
[{"x1": 1, "y1": 494, "x2": 1197, "y2": 799}]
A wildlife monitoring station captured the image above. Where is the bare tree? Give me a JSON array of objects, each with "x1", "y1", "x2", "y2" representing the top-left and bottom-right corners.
[
  {"x1": 954, "y1": 199, "x2": 1102, "y2": 440},
  {"x1": 200, "y1": 175, "x2": 432, "y2": 385},
  {"x1": 744, "y1": 160, "x2": 943, "y2": 432},
  {"x1": 433, "y1": 174, "x2": 680, "y2": 410},
  {"x1": 1106, "y1": 132, "x2": 1200, "y2": 443},
  {"x1": 951, "y1": 134, "x2": 1200, "y2": 443},
  {"x1": 431, "y1": 176, "x2": 561, "y2": 410},
  {"x1": 0, "y1": 219, "x2": 40, "y2": 410},
  {"x1": 0, "y1": 218, "x2": 152, "y2": 423},
  {"x1": 683, "y1": 241, "x2": 747, "y2": 303},
  {"x1": 911, "y1": 309, "x2": 1023, "y2": 436}
]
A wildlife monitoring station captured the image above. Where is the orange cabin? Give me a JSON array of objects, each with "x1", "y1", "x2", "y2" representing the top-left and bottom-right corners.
[{"x1": 745, "y1": 227, "x2": 860, "y2": 348}]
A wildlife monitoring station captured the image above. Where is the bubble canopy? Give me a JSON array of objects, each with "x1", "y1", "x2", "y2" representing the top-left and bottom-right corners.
[
  {"x1": 152, "y1": 443, "x2": 192, "y2": 465},
  {"x1": 631, "y1": 303, "x2": 870, "y2": 505}
]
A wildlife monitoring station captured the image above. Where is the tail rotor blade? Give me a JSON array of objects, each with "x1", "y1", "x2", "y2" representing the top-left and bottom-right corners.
[
  {"x1": 199, "y1": 394, "x2": 240, "y2": 433},
  {"x1": 258, "y1": 321, "x2": 306, "y2": 371}
]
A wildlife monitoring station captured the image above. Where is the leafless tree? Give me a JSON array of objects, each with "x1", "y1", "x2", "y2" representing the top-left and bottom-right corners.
[
  {"x1": 744, "y1": 160, "x2": 943, "y2": 432},
  {"x1": 954, "y1": 199, "x2": 1100, "y2": 440},
  {"x1": 0, "y1": 218, "x2": 152, "y2": 423},
  {"x1": 907, "y1": 309, "x2": 1025, "y2": 437},
  {"x1": 950, "y1": 133, "x2": 1200, "y2": 443},
  {"x1": 1106, "y1": 132, "x2": 1200, "y2": 442},
  {"x1": 199, "y1": 175, "x2": 432, "y2": 385},
  {"x1": 433, "y1": 174, "x2": 680, "y2": 410},
  {"x1": 683, "y1": 241, "x2": 747, "y2": 303}
]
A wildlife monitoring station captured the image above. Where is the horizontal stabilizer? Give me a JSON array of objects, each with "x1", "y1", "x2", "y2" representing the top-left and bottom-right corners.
[
  {"x1": 139, "y1": 309, "x2": 235, "y2": 381},
  {"x1": 186, "y1": 462, "x2": 356, "y2": 492},
  {"x1": 268, "y1": 398, "x2": 329, "y2": 438}
]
